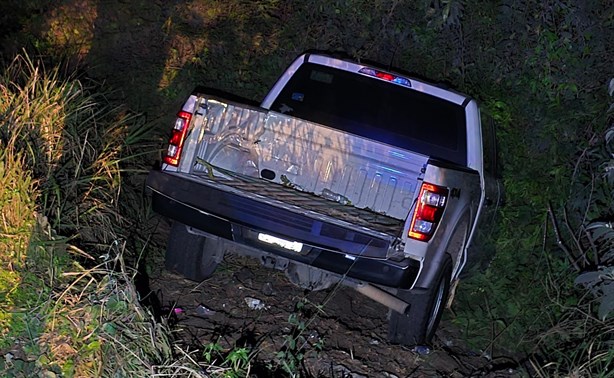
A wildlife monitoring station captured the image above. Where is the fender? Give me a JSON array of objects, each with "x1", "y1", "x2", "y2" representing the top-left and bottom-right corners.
[{"x1": 412, "y1": 211, "x2": 471, "y2": 289}]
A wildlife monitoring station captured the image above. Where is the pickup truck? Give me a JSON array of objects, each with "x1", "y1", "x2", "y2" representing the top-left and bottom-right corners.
[{"x1": 146, "y1": 51, "x2": 503, "y2": 346}]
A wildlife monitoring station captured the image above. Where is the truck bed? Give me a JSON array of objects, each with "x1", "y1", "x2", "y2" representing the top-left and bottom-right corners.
[
  {"x1": 193, "y1": 168, "x2": 404, "y2": 236},
  {"x1": 181, "y1": 96, "x2": 428, "y2": 222}
]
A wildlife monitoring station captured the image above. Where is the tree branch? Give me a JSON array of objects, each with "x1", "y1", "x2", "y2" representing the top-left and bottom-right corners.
[{"x1": 547, "y1": 203, "x2": 581, "y2": 272}]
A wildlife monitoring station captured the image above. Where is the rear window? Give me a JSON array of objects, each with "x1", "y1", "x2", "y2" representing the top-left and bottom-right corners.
[{"x1": 271, "y1": 63, "x2": 467, "y2": 165}]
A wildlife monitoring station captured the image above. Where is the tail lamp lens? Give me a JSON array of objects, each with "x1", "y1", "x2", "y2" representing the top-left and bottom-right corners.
[
  {"x1": 408, "y1": 183, "x2": 448, "y2": 241},
  {"x1": 163, "y1": 111, "x2": 192, "y2": 166},
  {"x1": 358, "y1": 67, "x2": 412, "y2": 87}
]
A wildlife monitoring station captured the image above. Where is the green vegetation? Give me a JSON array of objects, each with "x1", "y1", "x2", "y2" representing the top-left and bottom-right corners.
[
  {"x1": 1, "y1": 0, "x2": 613, "y2": 376},
  {"x1": 530, "y1": 93, "x2": 614, "y2": 377},
  {"x1": 0, "y1": 55, "x2": 200, "y2": 376},
  {"x1": 202, "y1": 342, "x2": 253, "y2": 377},
  {"x1": 272, "y1": 299, "x2": 325, "y2": 377}
]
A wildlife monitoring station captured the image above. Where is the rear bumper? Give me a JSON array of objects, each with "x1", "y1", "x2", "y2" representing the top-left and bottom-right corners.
[{"x1": 147, "y1": 170, "x2": 420, "y2": 289}]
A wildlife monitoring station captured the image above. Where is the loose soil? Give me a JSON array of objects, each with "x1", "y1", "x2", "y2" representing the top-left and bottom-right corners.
[{"x1": 148, "y1": 223, "x2": 521, "y2": 377}]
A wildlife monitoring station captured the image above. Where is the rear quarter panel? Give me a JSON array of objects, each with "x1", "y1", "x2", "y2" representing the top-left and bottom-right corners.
[{"x1": 405, "y1": 162, "x2": 481, "y2": 289}]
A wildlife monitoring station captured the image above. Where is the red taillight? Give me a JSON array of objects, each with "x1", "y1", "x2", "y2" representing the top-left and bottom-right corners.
[
  {"x1": 163, "y1": 111, "x2": 192, "y2": 166},
  {"x1": 408, "y1": 182, "x2": 448, "y2": 241},
  {"x1": 376, "y1": 72, "x2": 395, "y2": 81}
]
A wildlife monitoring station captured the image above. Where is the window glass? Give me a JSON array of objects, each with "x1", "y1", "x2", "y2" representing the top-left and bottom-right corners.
[{"x1": 271, "y1": 63, "x2": 468, "y2": 165}]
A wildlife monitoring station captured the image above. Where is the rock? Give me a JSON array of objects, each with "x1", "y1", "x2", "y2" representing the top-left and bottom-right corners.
[
  {"x1": 195, "y1": 304, "x2": 216, "y2": 316},
  {"x1": 262, "y1": 282, "x2": 274, "y2": 296},
  {"x1": 382, "y1": 372, "x2": 399, "y2": 378},
  {"x1": 331, "y1": 363, "x2": 368, "y2": 378},
  {"x1": 244, "y1": 297, "x2": 267, "y2": 310}
]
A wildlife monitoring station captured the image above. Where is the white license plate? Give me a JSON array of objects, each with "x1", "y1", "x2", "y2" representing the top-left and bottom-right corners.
[{"x1": 257, "y1": 233, "x2": 303, "y2": 253}]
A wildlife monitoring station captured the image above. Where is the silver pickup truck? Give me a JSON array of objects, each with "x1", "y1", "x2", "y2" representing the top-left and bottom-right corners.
[{"x1": 146, "y1": 52, "x2": 503, "y2": 346}]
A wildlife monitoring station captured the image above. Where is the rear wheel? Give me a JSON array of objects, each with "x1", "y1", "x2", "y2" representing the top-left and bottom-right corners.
[
  {"x1": 387, "y1": 255, "x2": 452, "y2": 346},
  {"x1": 165, "y1": 222, "x2": 224, "y2": 282}
]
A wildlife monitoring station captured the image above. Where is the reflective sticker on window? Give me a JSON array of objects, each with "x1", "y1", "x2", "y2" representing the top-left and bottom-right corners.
[{"x1": 310, "y1": 70, "x2": 334, "y2": 84}]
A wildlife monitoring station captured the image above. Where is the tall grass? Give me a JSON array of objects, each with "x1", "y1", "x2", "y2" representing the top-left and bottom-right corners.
[
  {"x1": 0, "y1": 150, "x2": 37, "y2": 342},
  {"x1": 0, "y1": 54, "x2": 219, "y2": 376},
  {"x1": 2, "y1": 54, "x2": 130, "y2": 244}
]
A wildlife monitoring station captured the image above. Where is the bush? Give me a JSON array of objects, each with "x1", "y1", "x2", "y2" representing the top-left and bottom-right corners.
[{"x1": 530, "y1": 80, "x2": 614, "y2": 377}]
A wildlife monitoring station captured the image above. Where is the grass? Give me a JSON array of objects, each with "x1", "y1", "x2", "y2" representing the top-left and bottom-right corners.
[
  {"x1": 0, "y1": 54, "x2": 215, "y2": 377},
  {"x1": 0, "y1": 150, "x2": 38, "y2": 351}
]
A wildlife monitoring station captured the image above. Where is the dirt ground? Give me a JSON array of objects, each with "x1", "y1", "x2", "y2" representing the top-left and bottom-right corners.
[{"x1": 147, "y1": 223, "x2": 522, "y2": 378}]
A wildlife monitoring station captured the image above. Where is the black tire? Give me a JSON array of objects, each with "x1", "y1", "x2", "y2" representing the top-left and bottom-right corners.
[
  {"x1": 388, "y1": 255, "x2": 453, "y2": 346},
  {"x1": 165, "y1": 222, "x2": 224, "y2": 282}
]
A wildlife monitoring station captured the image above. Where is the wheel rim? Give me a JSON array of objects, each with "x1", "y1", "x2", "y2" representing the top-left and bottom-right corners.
[{"x1": 426, "y1": 277, "x2": 446, "y2": 337}]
